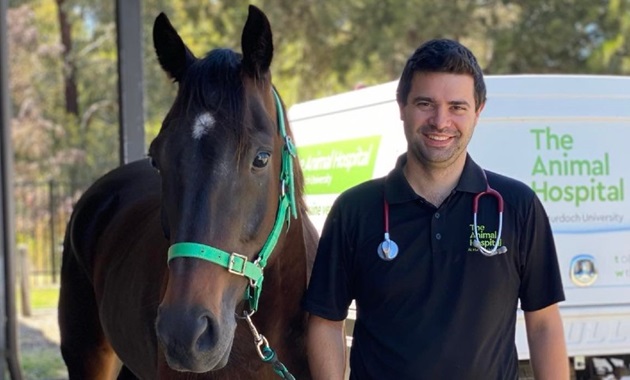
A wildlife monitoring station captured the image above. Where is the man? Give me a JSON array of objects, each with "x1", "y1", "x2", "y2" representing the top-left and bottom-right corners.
[{"x1": 303, "y1": 39, "x2": 569, "y2": 379}]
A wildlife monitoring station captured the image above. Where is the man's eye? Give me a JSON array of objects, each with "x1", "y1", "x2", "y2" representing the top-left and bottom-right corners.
[{"x1": 452, "y1": 105, "x2": 467, "y2": 113}]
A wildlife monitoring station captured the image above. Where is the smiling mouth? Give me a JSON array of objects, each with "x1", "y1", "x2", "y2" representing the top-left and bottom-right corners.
[
  {"x1": 428, "y1": 135, "x2": 449, "y2": 141},
  {"x1": 426, "y1": 133, "x2": 454, "y2": 142}
]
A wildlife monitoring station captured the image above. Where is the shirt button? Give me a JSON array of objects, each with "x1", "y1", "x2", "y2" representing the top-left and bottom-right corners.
[
  {"x1": 435, "y1": 233, "x2": 442, "y2": 240},
  {"x1": 434, "y1": 212, "x2": 440, "y2": 219}
]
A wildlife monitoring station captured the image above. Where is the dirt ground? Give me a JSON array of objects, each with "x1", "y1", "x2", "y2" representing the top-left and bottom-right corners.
[
  {"x1": 18, "y1": 308, "x2": 60, "y2": 351},
  {"x1": 17, "y1": 308, "x2": 69, "y2": 380}
]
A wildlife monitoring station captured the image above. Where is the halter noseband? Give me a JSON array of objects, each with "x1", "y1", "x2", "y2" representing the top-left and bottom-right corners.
[{"x1": 167, "y1": 89, "x2": 297, "y2": 314}]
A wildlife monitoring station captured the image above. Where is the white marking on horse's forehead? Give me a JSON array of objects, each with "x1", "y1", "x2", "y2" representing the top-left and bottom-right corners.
[{"x1": 191, "y1": 112, "x2": 216, "y2": 140}]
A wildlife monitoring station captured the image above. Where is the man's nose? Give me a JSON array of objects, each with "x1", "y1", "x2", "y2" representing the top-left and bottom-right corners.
[{"x1": 428, "y1": 106, "x2": 452, "y2": 130}]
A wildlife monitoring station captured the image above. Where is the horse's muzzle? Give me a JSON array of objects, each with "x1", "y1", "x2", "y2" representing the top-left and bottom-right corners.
[{"x1": 155, "y1": 304, "x2": 235, "y2": 372}]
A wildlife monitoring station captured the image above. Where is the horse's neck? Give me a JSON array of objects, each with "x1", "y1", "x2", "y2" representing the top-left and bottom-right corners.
[
  {"x1": 240, "y1": 211, "x2": 315, "y2": 378},
  {"x1": 261, "y1": 209, "x2": 317, "y2": 293},
  {"x1": 284, "y1": 209, "x2": 318, "y2": 282},
  {"x1": 298, "y1": 210, "x2": 318, "y2": 285}
]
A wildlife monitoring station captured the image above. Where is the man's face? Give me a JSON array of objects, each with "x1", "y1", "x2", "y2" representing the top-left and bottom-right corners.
[{"x1": 399, "y1": 71, "x2": 484, "y2": 170}]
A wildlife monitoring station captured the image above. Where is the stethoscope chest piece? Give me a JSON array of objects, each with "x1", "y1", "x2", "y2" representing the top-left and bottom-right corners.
[{"x1": 377, "y1": 233, "x2": 399, "y2": 261}]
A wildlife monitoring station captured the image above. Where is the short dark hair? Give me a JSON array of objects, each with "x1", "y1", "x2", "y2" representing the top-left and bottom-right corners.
[{"x1": 396, "y1": 39, "x2": 486, "y2": 110}]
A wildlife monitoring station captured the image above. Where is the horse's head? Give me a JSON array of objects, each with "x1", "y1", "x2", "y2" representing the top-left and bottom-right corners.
[{"x1": 150, "y1": 6, "x2": 299, "y2": 373}]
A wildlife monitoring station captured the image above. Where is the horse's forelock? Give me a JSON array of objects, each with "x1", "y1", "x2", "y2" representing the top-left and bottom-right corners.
[
  {"x1": 177, "y1": 49, "x2": 244, "y2": 139},
  {"x1": 178, "y1": 49, "x2": 265, "y2": 162}
]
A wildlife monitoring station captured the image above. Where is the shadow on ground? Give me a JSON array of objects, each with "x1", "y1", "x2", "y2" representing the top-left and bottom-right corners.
[{"x1": 18, "y1": 309, "x2": 68, "y2": 380}]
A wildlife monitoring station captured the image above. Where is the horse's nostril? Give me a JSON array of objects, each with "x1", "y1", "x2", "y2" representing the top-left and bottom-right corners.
[
  {"x1": 196, "y1": 315, "x2": 217, "y2": 351},
  {"x1": 156, "y1": 307, "x2": 219, "y2": 355}
]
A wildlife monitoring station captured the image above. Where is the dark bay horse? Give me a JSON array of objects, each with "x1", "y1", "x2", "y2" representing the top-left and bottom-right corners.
[{"x1": 58, "y1": 5, "x2": 317, "y2": 379}]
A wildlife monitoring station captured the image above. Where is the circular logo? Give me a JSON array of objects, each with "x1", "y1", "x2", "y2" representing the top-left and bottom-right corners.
[{"x1": 569, "y1": 254, "x2": 598, "y2": 287}]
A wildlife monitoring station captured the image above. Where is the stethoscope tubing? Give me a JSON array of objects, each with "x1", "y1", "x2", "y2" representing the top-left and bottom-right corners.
[
  {"x1": 379, "y1": 170, "x2": 507, "y2": 260},
  {"x1": 378, "y1": 197, "x2": 399, "y2": 260},
  {"x1": 472, "y1": 178, "x2": 507, "y2": 256}
]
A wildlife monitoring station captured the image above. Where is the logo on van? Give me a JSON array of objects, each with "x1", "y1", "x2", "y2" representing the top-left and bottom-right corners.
[{"x1": 298, "y1": 136, "x2": 381, "y2": 195}]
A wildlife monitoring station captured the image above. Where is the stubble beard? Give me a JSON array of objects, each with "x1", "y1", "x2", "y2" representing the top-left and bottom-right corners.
[{"x1": 407, "y1": 127, "x2": 466, "y2": 170}]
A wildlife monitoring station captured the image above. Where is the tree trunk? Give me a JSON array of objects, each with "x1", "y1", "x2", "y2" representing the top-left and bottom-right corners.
[{"x1": 56, "y1": 0, "x2": 79, "y2": 116}]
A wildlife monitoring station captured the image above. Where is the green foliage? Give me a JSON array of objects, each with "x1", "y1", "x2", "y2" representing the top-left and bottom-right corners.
[
  {"x1": 587, "y1": 0, "x2": 630, "y2": 73},
  {"x1": 485, "y1": 0, "x2": 613, "y2": 74},
  {"x1": 9, "y1": 1, "x2": 119, "y2": 185}
]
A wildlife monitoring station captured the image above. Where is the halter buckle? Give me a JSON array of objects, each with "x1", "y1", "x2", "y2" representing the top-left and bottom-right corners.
[
  {"x1": 284, "y1": 135, "x2": 296, "y2": 157},
  {"x1": 228, "y1": 252, "x2": 248, "y2": 276}
]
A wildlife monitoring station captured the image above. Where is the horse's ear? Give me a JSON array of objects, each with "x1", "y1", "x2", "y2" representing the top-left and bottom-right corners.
[
  {"x1": 153, "y1": 12, "x2": 196, "y2": 82},
  {"x1": 241, "y1": 5, "x2": 273, "y2": 78}
]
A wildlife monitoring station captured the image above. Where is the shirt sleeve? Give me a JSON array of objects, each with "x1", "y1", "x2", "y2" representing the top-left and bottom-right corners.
[
  {"x1": 302, "y1": 197, "x2": 353, "y2": 321},
  {"x1": 518, "y1": 194, "x2": 566, "y2": 311}
]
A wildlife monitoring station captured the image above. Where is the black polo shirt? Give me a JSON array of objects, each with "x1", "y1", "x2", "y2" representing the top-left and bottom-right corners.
[{"x1": 303, "y1": 154, "x2": 565, "y2": 380}]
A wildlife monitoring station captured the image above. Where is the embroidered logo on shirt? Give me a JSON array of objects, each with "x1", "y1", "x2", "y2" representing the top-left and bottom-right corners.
[{"x1": 468, "y1": 224, "x2": 502, "y2": 252}]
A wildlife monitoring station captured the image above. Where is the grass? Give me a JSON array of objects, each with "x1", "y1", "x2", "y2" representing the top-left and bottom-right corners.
[
  {"x1": 21, "y1": 348, "x2": 67, "y2": 380},
  {"x1": 16, "y1": 286, "x2": 60, "y2": 315},
  {"x1": 29, "y1": 287, "x2": 60, "y2": 309},
  {"x1": 18, "y1": 286, "x2": 68, "y2": 380}
]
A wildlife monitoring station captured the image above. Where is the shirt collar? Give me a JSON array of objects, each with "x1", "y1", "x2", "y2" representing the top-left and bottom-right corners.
[
  {"x1": 384, "y1": 154, "x2": 420, "y2": 204},
  {"x1": 456, "y1": 154, "x2": 488, "y2": 194},
  {"x1": 384, "y1": 153, "x2": 487, "y2": 205}
]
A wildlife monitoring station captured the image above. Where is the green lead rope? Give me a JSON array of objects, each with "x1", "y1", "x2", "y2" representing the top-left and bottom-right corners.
[{"x1": 262, "y1": 347, "x2": 296, "y2": 380}]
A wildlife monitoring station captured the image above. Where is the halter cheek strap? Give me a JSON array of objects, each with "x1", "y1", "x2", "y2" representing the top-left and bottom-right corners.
[{"x1": 167, "y1": 88, "x2": 296, "y2": 313}]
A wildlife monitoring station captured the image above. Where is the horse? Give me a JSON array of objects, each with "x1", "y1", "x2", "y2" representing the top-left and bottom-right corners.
[{"x1": 58, "y1": 5, "x2": 318, "y2": 379}]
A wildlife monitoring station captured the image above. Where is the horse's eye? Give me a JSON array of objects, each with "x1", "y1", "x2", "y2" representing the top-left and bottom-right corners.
[{"x1": 253, "y1": 152, "x2": 270, "y2": 168}]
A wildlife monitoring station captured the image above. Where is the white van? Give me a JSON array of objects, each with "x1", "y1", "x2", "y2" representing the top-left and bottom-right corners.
[{"x1": 289, "y1": 75, "x2": 630, "y2": 378}]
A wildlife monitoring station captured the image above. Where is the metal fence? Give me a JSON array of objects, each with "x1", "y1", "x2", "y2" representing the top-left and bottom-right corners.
[{"x1": 14, "y1": 180, "x2": 87, "y2": 287}]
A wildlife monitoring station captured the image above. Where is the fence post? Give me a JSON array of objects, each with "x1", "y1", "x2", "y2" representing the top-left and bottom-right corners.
[
  {"x1": 48, "y1": 180, "x2": 57, "y2": 283},
  {"x1": 17, "y1": 245, "x2": 30, "y2": 318}
]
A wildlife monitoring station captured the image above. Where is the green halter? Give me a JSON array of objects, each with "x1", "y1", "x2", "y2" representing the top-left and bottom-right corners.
[{"x1": 167, "y1": 89, "x2": 296, "y2": 313}]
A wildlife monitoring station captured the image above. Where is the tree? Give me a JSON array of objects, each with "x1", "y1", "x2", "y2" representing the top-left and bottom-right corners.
[
  {"x1": 587, "y1": 0, "x2": 630, "y2": 73},
  {"x1": 55, "y1": 0, "x2": 79, "y2": 116},
  {"x1": 8, "y1": 0, "x2": 630, "y2": 188},
  {"x1": 484, "y1": 0, "x2": 615, "y2": 74},
  {"x1": 8, "y1": 4, "x2": 66, "y2": 182}
]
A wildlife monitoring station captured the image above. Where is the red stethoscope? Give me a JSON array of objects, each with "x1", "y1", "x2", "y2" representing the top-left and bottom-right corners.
[
  {"x1": 377, "y1": 197, "x2": 399, "y2": 261},
  {"x1": 471, "y1": 173, "x2": 507, "y2": 256},
  {"x1": 377, "y1": 171, "x2": 507, "y2": 261}
]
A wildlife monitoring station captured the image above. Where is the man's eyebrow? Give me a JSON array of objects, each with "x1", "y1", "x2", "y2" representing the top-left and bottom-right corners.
[
  {"x1": 410, "y1": 96, "x2": 472, "y2": 107},
  {"x1": 411, "y1": 96, "x2": 434, "y2": 103},
  {"x1": 449, "y1": 99, "x2": 471, "y2": 106}
]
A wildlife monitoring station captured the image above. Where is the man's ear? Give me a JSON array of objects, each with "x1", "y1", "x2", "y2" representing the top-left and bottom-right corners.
[{"x1": 475, "y1": 102, "x2": 486, "y2": 119}]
